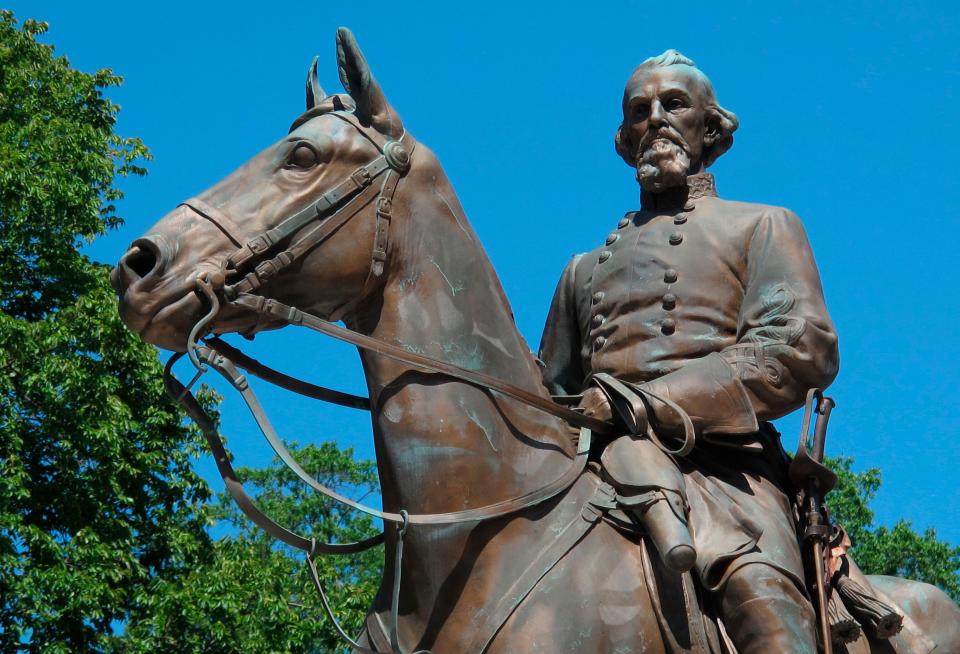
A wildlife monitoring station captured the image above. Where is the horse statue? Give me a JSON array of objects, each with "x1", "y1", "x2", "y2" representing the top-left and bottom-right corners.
[{"x1": 112, "y1": 28, "x2": 960, "y2": 653}]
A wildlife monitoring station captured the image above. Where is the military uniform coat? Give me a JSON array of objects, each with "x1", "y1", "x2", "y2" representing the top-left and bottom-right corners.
[{"x1": 538, "y1": 173, "x2": 840, "y2": 590}]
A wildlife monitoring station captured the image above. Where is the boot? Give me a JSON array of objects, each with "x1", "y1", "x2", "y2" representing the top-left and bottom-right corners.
[
  {"x1": 601, "y1": 435, "x2": 696, "y2": 573},
  {"x1": 721, "y1": 564, "x2": 818, "y2": 654}
]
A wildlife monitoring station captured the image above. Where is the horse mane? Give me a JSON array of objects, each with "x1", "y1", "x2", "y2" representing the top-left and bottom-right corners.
[{"x1": 288, "y1": 94, "x2": 357, "y2": 132}]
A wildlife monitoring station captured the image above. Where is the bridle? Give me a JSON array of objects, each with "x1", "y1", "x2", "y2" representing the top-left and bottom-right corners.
[
  {"x1": 161, "y1": 109, "x2": 694, "y2": 653},
  {"x1": 184, "y1": 110, "x2": 410, "y2": 330}
]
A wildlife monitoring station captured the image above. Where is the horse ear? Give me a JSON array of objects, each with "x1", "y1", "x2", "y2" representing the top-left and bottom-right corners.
[
  {"x1": 305, "y1": 56, "x2": 327, "y2": 110},
  {"x1": 336, "y1": 27, "x2": 403, "y2": 138}
]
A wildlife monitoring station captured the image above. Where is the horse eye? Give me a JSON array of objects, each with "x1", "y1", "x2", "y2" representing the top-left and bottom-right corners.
[{"x1": 288, "y1": 143, "x2": 319, "y2": 168}]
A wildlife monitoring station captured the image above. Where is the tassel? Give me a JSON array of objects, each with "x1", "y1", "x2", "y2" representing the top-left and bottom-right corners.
[
  {"x1": 828, "y1": 592, "x2": 861, "y2": 644},
  {"x1": 836, "y1": 575, "x2": 903, "y2": 639}
]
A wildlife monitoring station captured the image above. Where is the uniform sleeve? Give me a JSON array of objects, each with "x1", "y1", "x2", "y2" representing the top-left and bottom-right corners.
[
  {"x1": 538, "y1": 255, "x2": 586, "y2": 396},
  {"x1": 641, "y1": 209, "x2": 839, "y2": 438}
]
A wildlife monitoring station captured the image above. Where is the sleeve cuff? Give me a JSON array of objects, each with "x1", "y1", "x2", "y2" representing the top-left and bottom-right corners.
[{"x1": 639, "y1": 352, "x2": 759, "y2": 437}]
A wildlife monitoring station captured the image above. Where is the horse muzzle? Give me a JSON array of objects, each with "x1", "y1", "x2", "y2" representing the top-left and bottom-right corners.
[{"x1": 112, "y1": 234, "x2": 208, "y2": 350}]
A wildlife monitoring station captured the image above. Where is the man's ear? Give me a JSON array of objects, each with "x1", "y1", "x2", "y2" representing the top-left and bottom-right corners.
[
  {"x1": 703, "y1": 112, "x2": 721, "y2": 148},
  {"x1": 614, "y1": 122, "x2": 637, "y2": 167},
  {"x1": 702, "y1": 105, "x2": 738, "y2": 168},
  {"x1": 336, "y1": 27, "x2": 404, "y2": 138}
]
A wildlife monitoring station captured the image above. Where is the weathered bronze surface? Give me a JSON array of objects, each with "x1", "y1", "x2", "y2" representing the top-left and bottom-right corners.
[{"x1": 112, "y1": 30, "x2": 960, "y2": 653}]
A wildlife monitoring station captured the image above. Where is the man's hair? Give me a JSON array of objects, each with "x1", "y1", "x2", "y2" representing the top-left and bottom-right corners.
[{"x1": 614, "y1": 49, "x2": 739, "y2": 169}]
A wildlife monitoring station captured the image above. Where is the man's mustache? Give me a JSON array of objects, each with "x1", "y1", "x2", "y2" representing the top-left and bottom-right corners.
[{"x1": 639, "y1": 128, "x2": 689, "y2": 152}]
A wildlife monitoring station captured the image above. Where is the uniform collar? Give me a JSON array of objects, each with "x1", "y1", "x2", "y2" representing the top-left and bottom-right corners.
[{"x1": 640, "y1": 172, "x2": 718, "y2": 210}]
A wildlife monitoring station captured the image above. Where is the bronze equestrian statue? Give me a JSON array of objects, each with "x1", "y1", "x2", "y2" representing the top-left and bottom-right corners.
[{"x1": 111, "y1": 28, "x2": 960, "y2": 653}]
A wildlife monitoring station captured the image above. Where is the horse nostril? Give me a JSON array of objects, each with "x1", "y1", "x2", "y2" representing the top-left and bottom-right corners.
[
  {"x1": 126, "y1": 247, "x2": 157, "y2": 278},
  {"x1": 119, "y1": 237, "x2": 167, "y2": 282}
]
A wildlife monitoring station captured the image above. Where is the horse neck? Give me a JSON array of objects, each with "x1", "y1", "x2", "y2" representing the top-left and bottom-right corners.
[{"x1": 352, "y1": 147, "x2": 574, "y2": 515}]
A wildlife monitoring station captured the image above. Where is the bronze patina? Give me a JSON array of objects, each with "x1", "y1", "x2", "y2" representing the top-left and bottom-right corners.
[{"x1": 112, "y1": 30, "x2": 960, "y2": 653}]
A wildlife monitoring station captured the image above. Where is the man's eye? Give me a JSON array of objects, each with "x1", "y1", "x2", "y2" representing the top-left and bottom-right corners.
[
  {"x1": 632, "y1": 104, "x2": 650, "y2": 119},
  {"x1": 666, "y1": 98, "x2": 687, "y2": 111},
  {"x1": 288, "y1": 143, "x2": 319, "y2": 168}
]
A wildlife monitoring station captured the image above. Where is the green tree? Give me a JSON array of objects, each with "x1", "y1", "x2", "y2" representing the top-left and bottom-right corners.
[
  {"x1": 827, "y1": 456, "x2": 960, "y2": 600},
  {"x1": 0, "y1": 12, "x2": 381, "y2": 653},
  {"x1": 121, "y1": 443, "x2": 382, "y2": 654},
  {"x1": 0, "y1": 12, "x2": 147, "y2": 320},
  {"x1": 0, "y1": 10, "x2": 212, "y2": 651}
]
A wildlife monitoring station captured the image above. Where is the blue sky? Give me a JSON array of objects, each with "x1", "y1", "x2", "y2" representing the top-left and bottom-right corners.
[{"x1": 16, "y1": 1, "x2": 960, "y2": 544}]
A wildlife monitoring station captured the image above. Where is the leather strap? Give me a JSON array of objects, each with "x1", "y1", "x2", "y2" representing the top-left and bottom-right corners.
[
  {"x1": 231, "y1": 292, "x2": 612, "y2": 436},
  {"x1": 466, "y1": 477, "x2": 611, "y2": 653},
  {"x1": 371, "y1": 173, "x2": 399, "y2": 277},
  {"x1": 179, "y1": 113, "x2": 410, "y2": 304},
  {"x1": 223, "y1": 181, "x2": 383, "y2": 297},
  {"x1": 163, "y1": 353, "x2": 384, "y2": 555},
  {"x1": 205, "y1": 336, "x2": 369, "y2": 410},
  {"x1": 228, "y1": 156, "x2": 392, "y2": 271},
  {"x1": 180, "y1": 197, "x2": 244, "y2": 247},
  {"x1": 328, "y1": 111, "x2": 395, "y2": 152},
  {"x1": 198, "y1": 338, "x2": 593, "y2": 526},
  {"x1": 590, "y1": 372, "x2": 696, "y2": 456}
]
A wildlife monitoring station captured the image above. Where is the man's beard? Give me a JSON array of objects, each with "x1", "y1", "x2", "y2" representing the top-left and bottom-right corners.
[{"x1": 636, "y1": 138, "x2": 691, "y2": 193}]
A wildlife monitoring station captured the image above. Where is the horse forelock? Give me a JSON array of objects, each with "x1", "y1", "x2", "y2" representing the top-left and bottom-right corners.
[{"x1": 287, "y1": 93, "x2": 357, "y2": 133}]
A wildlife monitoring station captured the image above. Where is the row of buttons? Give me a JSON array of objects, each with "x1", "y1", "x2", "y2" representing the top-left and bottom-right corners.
[
  {"x1": 592, "y1": 290, "x2": 606, "y2": 349},
  {"x1": 659, "y1": 200, "x2": 695, "y2": 335},
  {"x1": 592, "y1": 202, "x2": 695, "y2": 348},
  {"x1": 592, "y1": 213, "x2": 635, "y2": 349}
]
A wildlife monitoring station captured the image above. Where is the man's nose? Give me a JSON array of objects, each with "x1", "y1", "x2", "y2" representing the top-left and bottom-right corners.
[{"x1": 648, "y1": 100, "x2": 666, "y2": 126}]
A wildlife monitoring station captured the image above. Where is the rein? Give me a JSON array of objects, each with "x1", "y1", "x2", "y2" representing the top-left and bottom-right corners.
[{"x1": 163, "y1": 110, "x2": 693, "y2": 653}]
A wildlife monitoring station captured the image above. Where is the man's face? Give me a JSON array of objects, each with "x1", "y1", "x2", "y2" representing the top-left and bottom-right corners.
[{"x1": 623, "y1": 65, "x2": 710, "y2": 191}]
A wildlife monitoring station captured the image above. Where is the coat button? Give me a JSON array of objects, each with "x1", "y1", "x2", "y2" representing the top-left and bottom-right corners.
[
  {"x1": 606, "y1": 233, "x2": 620, "y2": 246},
  {"x1": 661, "y1": 318, "x2": 676, "y2": 335},
  {"x1": 664, "y1": 268, "x2": 678, "y2": 283},
  {"x1": 598, "y1": 250, "x2": 612, "y2": 263},
  {"x1": 592, "y1": 291, "x2": 605, "y2": 304},
  {"x1": 662, "y1": 293, "x2": 677, "y2": 310},
  {"x1": 594, "y1": 336, "x2": 606, "y2": 349},
  {"x1": 684, "y1": 201, "x2": 696, "y2": 212},
  {"x1": 592, "y1": 314, "x2": 606, "y2": 327},
  {"x1": 674, "y1": 214, "x2": 688, "y2": 225},
  {"x1": 618, "y1": 216, "x2": 630, "y2": 229},
  {"x1": 669, "y1": 231, "x2": 683, "y2": 245}
]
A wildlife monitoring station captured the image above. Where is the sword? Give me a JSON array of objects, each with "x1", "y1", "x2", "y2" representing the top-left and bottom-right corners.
[{"x1": 789, "y1": 389, "x2": 838, "y2": 654}]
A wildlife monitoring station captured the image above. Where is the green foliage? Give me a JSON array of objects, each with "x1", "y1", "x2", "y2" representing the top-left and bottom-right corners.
[
  {"x1": 121, "y1": 443, "x2": 382, "y2": 654},
  {"x1": 827, "y1": 456, "x2": 960, "y2": 600},
  {"x1": 1, "y1": 11, "x2": 382, "y2": 653},
  {"x1": 0, "y1": 10, "x2": 206, "y2": 651},
  {"x1": 0, "y1": 271, "x2": 215, "y2": 653},
  {"x1": 0, "y1": 10, "x2": 149, "y2": 320}
]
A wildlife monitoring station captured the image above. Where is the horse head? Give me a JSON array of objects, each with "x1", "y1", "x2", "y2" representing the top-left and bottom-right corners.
[{"x1": 112, "y1": 28, "x2": 412, "y2": 351}]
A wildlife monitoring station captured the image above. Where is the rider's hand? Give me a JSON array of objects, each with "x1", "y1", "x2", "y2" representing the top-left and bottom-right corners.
[
  {"x1": 578, "y1": 386, "x2": 651, "y2": 435},
  {"x1": 577, "y1": 387, "x2": 613, "y2": 423}
]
